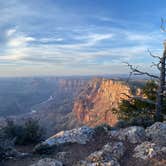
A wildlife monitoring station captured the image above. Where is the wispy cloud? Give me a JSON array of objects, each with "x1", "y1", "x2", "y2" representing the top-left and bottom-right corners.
[{"x1": 0, "y1": 0, "x2": 166, "y2": 76}]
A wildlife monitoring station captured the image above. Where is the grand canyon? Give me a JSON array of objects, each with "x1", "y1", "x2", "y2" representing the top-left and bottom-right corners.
[
  {"x1": 1, "y1": 1, "x2": 166, "y2": 165},
  {"x1": 0, "y1": 77, "x2": 133, "y2": 134}
]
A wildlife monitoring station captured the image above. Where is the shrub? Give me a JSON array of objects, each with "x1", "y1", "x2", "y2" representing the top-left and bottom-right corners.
[
  {"x1": 22, "y1": 119, "x2": 44, "y2": 144},
  {"x1": 3, "y1": 119, "x2": 24, "y2": 142},
  {"x1": 3, "y1": 119, "x2": 44, "y2": 145}
]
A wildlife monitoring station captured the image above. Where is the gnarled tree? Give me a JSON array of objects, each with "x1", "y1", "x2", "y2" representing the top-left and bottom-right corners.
[{"x1": 125, "y1": 21, "x2": 166, "y2": 121}]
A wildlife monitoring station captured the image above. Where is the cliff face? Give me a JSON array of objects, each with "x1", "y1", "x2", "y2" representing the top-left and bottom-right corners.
[{"x1": 73, "y1": 78, "x2": 131, "y2": 126}]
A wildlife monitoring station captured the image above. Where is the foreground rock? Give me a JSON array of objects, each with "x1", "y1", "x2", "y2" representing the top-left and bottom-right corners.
[
  {"x1": 34, "y1": 126, "x2": 94, "y2": 153},
  {"x1": 55, "y1": 151, "x2": 71, "y2": 163},
  {"x1": 110, "y1": 126, "x2": 146, "y2": 144},
  {"x1": 145, "y1": 122, "x2": 166, "y2": 145},
  {"x1": 30, "y1": 158, "x2": 63, "y2": 166},
  {"x1": 79, "y1": 159, "x2": 120, "y2": 166},
  {"x1": 133, "y1": 141, "x2": 166, "y2": 160},
  {"x1": 78, "y1": 142, "x2": 125, "y2": 166}
]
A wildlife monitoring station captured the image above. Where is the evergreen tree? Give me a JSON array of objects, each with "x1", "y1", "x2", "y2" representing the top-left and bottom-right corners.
[{"x1": 113, "y1": 80, "x2": 162, "y2": 127}]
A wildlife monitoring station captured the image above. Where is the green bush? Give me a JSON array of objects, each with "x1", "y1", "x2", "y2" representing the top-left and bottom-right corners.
[{"x1": 3, "y1": 119, "x2": 44, "y2": 145}]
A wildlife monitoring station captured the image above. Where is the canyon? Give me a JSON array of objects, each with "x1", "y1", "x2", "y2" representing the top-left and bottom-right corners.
[
  {"x1": 0, "y1": 77, "x2": 134, "y2": 135},
  {"x1": 26, "y1": 77, "x2": 133, "y2": 134}
]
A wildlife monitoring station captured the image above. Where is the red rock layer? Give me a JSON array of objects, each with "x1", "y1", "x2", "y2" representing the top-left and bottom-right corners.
[{"x1": 73, "y1": 78, "x2": 131, "y2": 127}]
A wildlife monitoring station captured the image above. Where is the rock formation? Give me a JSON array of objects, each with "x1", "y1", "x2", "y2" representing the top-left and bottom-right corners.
[
  {"x1": 145, "y1": 121, "x2": 166, "y2": 145},
  {"x1": 73, "y1": 78, "x2": 131, "y2": 127},
  {"x1": 34, "y1": 126, "x2": 94, "y2": 153},
  {"x1": 110, "y1": 126, "x2": 146, "y2": 144},
  {"x1": 30, "y1": 158, "x2": 63, "y2": 166},
  {"x1": 2, "y1": 122, "x2": 166, "y2": 166},
  {"x1": 78, "y1": 142, "x2": 125, "y2": 166},
  {"x1": 133, "y1": 141, "x2": 166, "y2": 160}
]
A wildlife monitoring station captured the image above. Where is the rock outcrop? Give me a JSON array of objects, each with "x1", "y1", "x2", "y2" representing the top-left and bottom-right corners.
[
  {"x1": 110, "y1": 126, "x2": 146, "y2": 144},
  {"x1": 3, "y1": 122, "x2": 166, "y2": 166},
  {"x1": 73, "y1": 78, "x2": 131, "y2": 127},
  {"x1": 34, "y1": 126, "x2": 94, "y2": 153},
  {"x1": 30, "y1": 158, "x2": 63, "y2": 166},
  {"x1": 133, "y1": 141, "x2": 166, "y2": 160},
  {"x1": 78, "y1": 142, "x2": 125, "y2": 166},
  {"x1": 145, "y1": 121, "x2": 166, "y2": 145}
]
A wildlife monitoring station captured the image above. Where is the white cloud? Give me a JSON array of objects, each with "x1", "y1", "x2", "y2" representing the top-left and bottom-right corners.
[
  {"x1": 6, "y1": 28, "x2": 17, "y2": 37},
  {"x1": 8, "y1": 36, "x2": 35, "y2": 47},
  {"x1": 39, "y1": 38, "x2": 63, "y2": 43},
  {"x1": 56, "y1": 33, "x2": 113, "y2": 50},
  {"x1": 0, "y1": 28, "x2": 35, "y2": 61}
]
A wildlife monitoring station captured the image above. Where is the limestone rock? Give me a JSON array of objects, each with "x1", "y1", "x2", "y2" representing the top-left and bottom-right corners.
[
  {"x1": 133, "y1": 141, "x2": 166, "y2": 160},
  {"x1": 145, "y1": 122, "x2": 166, "y2": 145},
  {"x1": 34, "y1": 126, "x2": 94, "y2": 153},
  {"x1": 111, "y1": 126, "x2": 146, "y2": 144},
  {"x1": 55, "y1": 151, "x2": 71, "y2": 163},
  {"x1": 78, "y1": 142, "x2": 125, "y2": 166},
  {"x1": 30, "y1": 158, "x2": 63, "y2": 166},
  {"x1": 102, "y1": 142, "x2": 125, "y2": 160},
  {"x1": 78, "y1": 159, "x2": 120, "y2": 166}
]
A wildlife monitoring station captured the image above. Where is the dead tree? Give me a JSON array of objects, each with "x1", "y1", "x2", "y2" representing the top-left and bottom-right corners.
[{"x1": 125, "y1": 40, "x2": 166, "y2": 121}]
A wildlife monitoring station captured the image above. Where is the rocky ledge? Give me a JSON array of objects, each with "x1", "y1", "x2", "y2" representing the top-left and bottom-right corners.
[
  {"x1": 2, "y1": 122, "x2": 166, "y2": 166},
  {"x1": 34, "y1": 126, "x2": 94, "y2": 153}
]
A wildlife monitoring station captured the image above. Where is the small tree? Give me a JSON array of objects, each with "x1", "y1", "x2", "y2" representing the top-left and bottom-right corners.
[
  {"x1": 23, "y1": 119, "x2": 44, "y2": 144},
  {"x1": 124, "y1": 19, "x2": 166, "y2": 121},
  {"x1": 113, "y1": 80, "x2": 158, "y2": 127},
  {"x1": 3, "y1": 119, "x2": 44, "y2": 145}
]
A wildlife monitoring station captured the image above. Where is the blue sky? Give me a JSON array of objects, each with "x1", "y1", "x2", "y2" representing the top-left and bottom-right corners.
[{"x1": 1, "y1": 0, "x2": 166, "y2": 76}]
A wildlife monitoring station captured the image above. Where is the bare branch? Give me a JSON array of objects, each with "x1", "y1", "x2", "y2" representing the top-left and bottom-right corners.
[
  {"x1": 151, "y1": 62, "x2": 161, "y2": 70},
  {"x1": 124, "y1": 62, "x2": 159, "y2": 79},
  {"x1": 121, "y1": 93, "x2": 155, "y2": 105},
  {"x1": 147, "y1": 49, "x2": 161, "y2": 60}
]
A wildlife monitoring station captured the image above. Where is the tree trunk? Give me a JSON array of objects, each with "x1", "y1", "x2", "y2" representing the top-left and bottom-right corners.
[{"x1": 155, "y1": 42, "x2": 166, "y2": 121}]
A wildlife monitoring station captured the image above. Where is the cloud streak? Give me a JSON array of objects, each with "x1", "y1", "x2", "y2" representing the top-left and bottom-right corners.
[{"x1": 0, "y1": 0, "x2": 166, "y2": 76}]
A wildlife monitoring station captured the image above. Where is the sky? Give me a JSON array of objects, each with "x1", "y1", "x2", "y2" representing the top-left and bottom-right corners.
[{"x1": 1, "y1": 0, "x2": 166, "y2": 77}]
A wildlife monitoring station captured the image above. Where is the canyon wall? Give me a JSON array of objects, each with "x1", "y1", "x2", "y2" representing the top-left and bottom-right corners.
[
  {"x1": 1, "y1": 77, "x2": 133, "y2": 135},
  {"x1": 73, "y1": 78, "x2": 131, "y2": 126}
]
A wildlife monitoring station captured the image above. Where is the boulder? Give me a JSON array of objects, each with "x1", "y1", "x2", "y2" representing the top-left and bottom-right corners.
[
  {"x1": 34, "y1": 126, "x2": 94, "y2": 153},
  {"x1": 30, "y1": 158, "x2": 63, "y2": 166},
  {"x1": 102, "y1": 142, "x2": 125, "y2": 160},
  {"x1": 145, "y1": 122, "x2": 166, "y2": 145},
  {"x1": 78, "y1": 142, "x2": 125, "y2": 166},
  {"x1": 110, "y1": 126, "x2": 146, "y2": 144},
  {"x1": 133, "y1": 141, "x2": 166, "y2": 160},
  {"x1": 78, "y1": 158, "x2": 120, "y2": 166},
  {"x1": 55, "y1": 151, "x2": 71, "y2": 163}
]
